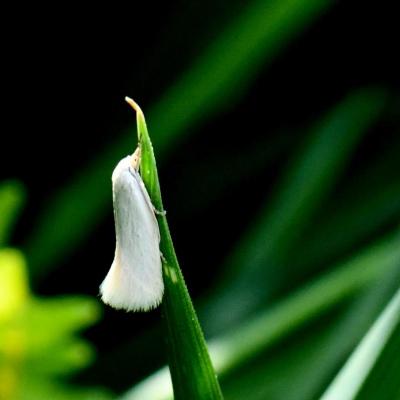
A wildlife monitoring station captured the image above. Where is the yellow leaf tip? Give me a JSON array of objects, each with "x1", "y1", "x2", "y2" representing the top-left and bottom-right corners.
[{"x1": 125, "y1": 96, "x2": 143, "y2": 116}]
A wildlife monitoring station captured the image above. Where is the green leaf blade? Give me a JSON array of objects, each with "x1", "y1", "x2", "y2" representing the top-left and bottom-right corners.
[
  {"x1": 320, "y1": 281, "x2": 400, "y2": 400},
  {"x1": 130, "y1": 99, "x2": 223, "y2": 400}
]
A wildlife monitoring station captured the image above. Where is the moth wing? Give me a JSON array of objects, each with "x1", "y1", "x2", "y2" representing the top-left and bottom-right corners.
[{"x1": 100, "y1": 158, "x2": 163, "y2": 311}]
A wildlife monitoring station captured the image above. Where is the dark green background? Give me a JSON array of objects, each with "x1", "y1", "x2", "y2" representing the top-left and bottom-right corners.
[{"x1": 1, "y1": 1, "x2": 399, "y2": 398}]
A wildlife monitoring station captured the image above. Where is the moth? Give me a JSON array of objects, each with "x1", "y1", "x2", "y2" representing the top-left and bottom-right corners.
[{"x1": 100, "y1": 147, "x2": 164, "y2": 311}]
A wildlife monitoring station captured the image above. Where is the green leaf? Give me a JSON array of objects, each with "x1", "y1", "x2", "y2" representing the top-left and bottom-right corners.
[
  {"x1": 23, "y1": 339, "x2": 94, "y2": 377},
  {"x1": 0, "y1": 181, "x2": 26, "y2": 246},
  {"x1": 22, "y1": 297, "x2": 100, "y2": 351},
  {"x1": 0, "y1": 248, "x2": 29, "y2": 321},
  {"x1": 24, "y1": 0, "x2": 333, "y2": 282},
  {"x1": 354, "y1": 320, "x2": 400, "y2": 400},
  {"x1": 127, "y1": 98, "x2": 223, "y2": 400},
  {"x1": 0, "y1": 249, "x2": 103, "y2": 399},
  {"x1": 320, "y1": 284, "x2": 400, "y2": 400}
]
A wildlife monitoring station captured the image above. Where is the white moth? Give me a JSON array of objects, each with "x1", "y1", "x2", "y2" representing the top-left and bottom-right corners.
[{"x1": 100, "y1": 147, "x2": 163, "y2": 311}]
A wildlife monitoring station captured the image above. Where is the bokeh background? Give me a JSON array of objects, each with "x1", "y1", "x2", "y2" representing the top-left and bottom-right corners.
[{"x1": 1, "y1": 1, "x2": 399, "y2": 399}]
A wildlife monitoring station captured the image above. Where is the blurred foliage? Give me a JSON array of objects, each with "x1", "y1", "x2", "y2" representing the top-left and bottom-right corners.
[
  {"x1": 201, "y1": 87, "x2": 387, "y2": 335},
  {"x1": 0, "y1": 188, "x2": 111, "y2": 400},
  {"x1": 1, "y1": 0, "x2": 399, "y2": 399}
]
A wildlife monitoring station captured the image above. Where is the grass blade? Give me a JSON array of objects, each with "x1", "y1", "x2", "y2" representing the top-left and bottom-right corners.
[
  {"x1": 320, "y1": 284, "x2": 400, "y2": 400},
  {"x1": 128, "y1": 99, "x2": 223, "y2": 400},
  {"x1": 355, "y1": 319, "x2": 400, "y2": 399}
]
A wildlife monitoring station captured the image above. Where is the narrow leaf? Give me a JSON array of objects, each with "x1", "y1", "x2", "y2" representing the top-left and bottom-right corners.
[
  {"x1": 320, "y1": 284, "x2": 400, "y2": 400},
  {"x1": 127, "y1": 98, "x2": 223, "y2": 400}
]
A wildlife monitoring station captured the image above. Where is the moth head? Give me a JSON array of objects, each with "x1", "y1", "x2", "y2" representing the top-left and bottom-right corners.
[
  {"x1": 131, "y1": 146, "x2": 141, "y2": 171},
  {"x1": 111, "y1": 147, "x2": 141, "y2": 184}
]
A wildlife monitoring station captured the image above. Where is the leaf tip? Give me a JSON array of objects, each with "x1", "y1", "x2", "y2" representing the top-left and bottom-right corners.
[
  {"x1": 125, "y1": 96, "x2": 148, "y2": 142},
  {"x1": 125, "y1": 96, "x2": 143, "y2": 116}
]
